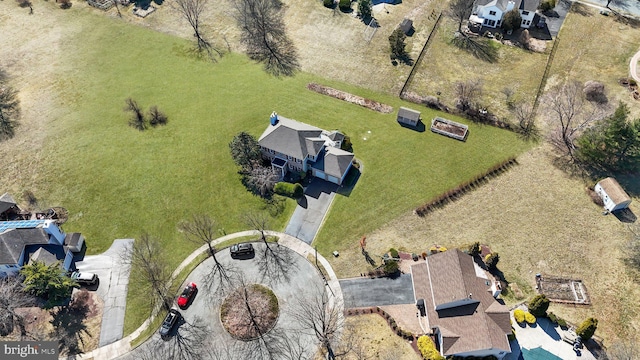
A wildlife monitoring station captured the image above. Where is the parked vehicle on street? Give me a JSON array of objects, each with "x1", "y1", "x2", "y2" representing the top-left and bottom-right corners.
[
  {"x1": 230, "y1": 243, "x2": 254, "y2": 258},
  {"x1": 159, "y1": 308, "x2": 181, "y2": 338},
  {"x1": 177, "y1": 282, "x2": 197, "y2": 309}
]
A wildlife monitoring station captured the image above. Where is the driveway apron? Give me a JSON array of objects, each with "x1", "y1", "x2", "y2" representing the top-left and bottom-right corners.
[
  {"x1": 340, "y1": 274, "x2": 415, "y2": 308},
  {"x1": 284, "y1": 179, "x2": 338, "y2": 244},
  {"x1": 74, "y1": 239, "x2": 133, "y2": 347}
]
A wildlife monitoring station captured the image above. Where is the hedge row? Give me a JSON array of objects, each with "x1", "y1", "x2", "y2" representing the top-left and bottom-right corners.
[
  {"x1": 307, "y1": 83, "x2": 393, "y2": 113},
  {"x1": 514, "y1": 309, "x2": 536, "y2": 325},
  {"x1": 274, "y1": 182, "x2": 303, "y2": 199},
  {"x1": 415, "y1": 158, "x2": 518, "y2": 216}
]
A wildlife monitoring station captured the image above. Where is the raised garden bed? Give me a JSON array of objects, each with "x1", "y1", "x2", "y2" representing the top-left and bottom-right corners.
[
  {"x1": 430, "y1": 117, "x2": 468, "y2": 141},
  {"x1": 307, "y1": 83, "x2": 393, "y2": 113}
]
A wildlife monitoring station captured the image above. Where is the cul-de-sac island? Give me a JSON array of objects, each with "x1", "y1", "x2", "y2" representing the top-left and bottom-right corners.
[{"x1": 1, "y1": 0, "x2": 639, "y2": 358}]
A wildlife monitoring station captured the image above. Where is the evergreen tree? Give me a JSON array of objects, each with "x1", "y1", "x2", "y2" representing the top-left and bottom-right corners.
[
  {"x1": 389, "y1": 28, "x2": 407, "y2": 60},
  {"x1": 358, "y1": 0, "x2": 372, "y2": 20},
  {"x1": 576, "y1": 317, "x2": 598, "y2": 340},
  {"x1": 20, "y1": 261, "x2": 77, "y2": 307},
  {"x1": 576, "y1": 103, "x2": 640, "y2": 172}
]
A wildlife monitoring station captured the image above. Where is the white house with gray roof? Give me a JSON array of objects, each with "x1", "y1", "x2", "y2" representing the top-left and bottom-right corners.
[
  {"x1": 258, "y1": 112, "x2": 354, "y2": 185},
  {"x1": 470, "y1": 0, "x2": 540, "y2": 28}
]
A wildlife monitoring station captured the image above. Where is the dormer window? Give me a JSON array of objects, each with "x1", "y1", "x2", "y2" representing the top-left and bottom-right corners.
[{"x1": 489, "y1": 10, "x2": 496, "y2": 15}]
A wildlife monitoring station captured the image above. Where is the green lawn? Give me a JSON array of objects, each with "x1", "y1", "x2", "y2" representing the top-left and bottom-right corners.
[{"x1": 16, "y1": 6, "x2": 532, "y2": 333}]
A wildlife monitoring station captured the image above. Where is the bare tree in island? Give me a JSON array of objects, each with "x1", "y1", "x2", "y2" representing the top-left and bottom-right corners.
[
  {"x1": 178, "y1": 215, "x2": 237, "y2": 297},
  {"x1": 124, "y1": 233, "x2": 172, "y2": 311},
  {"x1": 172, "y1": 0, "x2": 222, "y2": 59},
  {"x1": 231, "y1": 0, "x2": 299, "y2": 76}
]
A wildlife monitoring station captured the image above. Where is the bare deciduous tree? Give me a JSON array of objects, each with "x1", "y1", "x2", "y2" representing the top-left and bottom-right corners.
[
  {"x1": 242, "y1": 165, "x2": 279, "y2": 197},
  {"x1": 0, "y1": 276, "x2": 36, "y2": 338},
  {"x1": 544, "y1": 81, "x2": 606, "y2": 157},
  {"x1": 124, "y1": 234, "x2": 172, "y2": 311},
  {"x1": 232, "y1": 0, "x2": 299, "y2": 76},
  {"x1": 125, "y1": 98, "x2": 146, "y2": 131},
  {"x1": 178, "y1": 215, "x2": 237, "y2": 296},
  {"x1": 245, "y1": 212, "x2": 297, "y2": 284},
  {"x1": 450, "y1": 0, "x2": 475, "y2": 31},
  {"x1": 513, "y1": 101, "x2": 538, "y2": 139},
  {"x1": 49, "y1": 290, "x2": 96, "y2": 356},
  {"x1": 291, "y1": 284, "x2": 344, "y2": 360},
  {"x1": 172, "y1": 0, "x2": 222, "y2": 58},
  {"x1": 454, "y1": 79, "x2": 483, "y2": 112},
  {"x1": 149, "y1": 106, "x2": 168, "y2": 127}
]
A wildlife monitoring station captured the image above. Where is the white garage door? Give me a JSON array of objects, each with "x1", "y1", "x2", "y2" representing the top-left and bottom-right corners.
[
  {"x1": 327, "y1": 175, "x2": 339, "y2": 184},
  {"x1": 314, "y1": 170, "x2": 325, "y2": 178}
]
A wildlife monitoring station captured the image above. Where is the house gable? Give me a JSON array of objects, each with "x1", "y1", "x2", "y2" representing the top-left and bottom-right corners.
[
  {"x1": 0, "y1": 228, "x2": 51, "y2": 266},
  {"x1": 412, "y1": 250, "x2": 511, "y2": 358}
]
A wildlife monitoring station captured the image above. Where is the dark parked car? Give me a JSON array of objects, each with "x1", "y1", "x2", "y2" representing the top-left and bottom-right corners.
[
  {"x1": 71, "y1": 271, "x2": 98, "y2": 286},
  {"x1": 177, "y1": 282, "x2": 197, "y2": 309},
  {"x1": 159, "y1": 308, "x2": 180, "y2": 338},
  {"x1": 230, "y1": 243, "x2": 254, "y2": 258}
]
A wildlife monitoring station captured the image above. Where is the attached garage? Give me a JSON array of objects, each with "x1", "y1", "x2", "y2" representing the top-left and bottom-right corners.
[
  {"x1": 313, "y1": 169, "x2": 325, "y2": 179},
  {"x1": 327, "y1": 175, "x2": 339, "y2": 184}
]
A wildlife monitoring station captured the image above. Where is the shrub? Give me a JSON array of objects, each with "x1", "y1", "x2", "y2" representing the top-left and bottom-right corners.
[
  {"x1": 468, "y1": 242, "x2": 481, "y2": 256},
  {"x1": 323, "y1": 0, "x2": 334, "y2": 7},
  {"x1": 389, "y1": 248, "x2": 399, "y2": 258},
  {"x1": 59, "y1": 0, "x2": 71, "y2": 8},
  {"x1": 514, "y1": 309, "x2": 526, "y2": 323},
  {"x1": 576, "y1": 317, "x2": 598, "y2": 340},
  {"x1": 524, "y1": 312, "x2": 536, "y2": 325},
  {"x1": 274, "y1": 182, "x2": 304, "y2": 199},
  {"x1": 584, "y1": 81, "x2": 608, "y2": 103},
  {"x1": 485, "y1": 252, "x2": 500, "y2": 269},
  {"x1": 528, "y1": 294, "x2": 550, "y2": 317},
  {"x1": 421, "y1": 251, "x2": 428, "y2": 259},
  {"x1": 149, "y1": 106, "x2": 168, "y2": 126},
  {"x1": 557, "y1": 317, "x2": 567, "y2": 328},
  {"x1": 417, "y1": 336, "x2": 445, "y2": 360},
  {"x1": 502, "y1": 9, "x2": 522, "y2": 32},
  {"x1": 548, "y1": 312, "x2": 558, "y2": 323},
  {"x1": 539, "y1": 0, "x2": 555, "y2": 11},
  {"x1": 519, "y1": 29, "x2": 532, "y2": 50},
  {"x1": 338, "y1": 0, "x2": 351, "y2": 11},
  {"x1": 383, "y1": 260, "x2": 399, "y2": 275},
  {"x1": 507, "y1": 328, "x2": 516, "y2": 341}
]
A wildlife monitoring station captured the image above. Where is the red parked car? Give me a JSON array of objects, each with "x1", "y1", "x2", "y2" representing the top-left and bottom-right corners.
[{"x1": 177, "y1": 282, "x2": 197, "y2": 308}]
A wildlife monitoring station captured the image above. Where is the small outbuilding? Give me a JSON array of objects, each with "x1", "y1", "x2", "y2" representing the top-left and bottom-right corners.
[
  {"x1": 594, "y1": 177, "x2": 632, "y2": 212},
  {"x1": 400, "y1": 18, "x2": 414, "y2": 35},
  {"x1": 397, "y1": 107, "x2": 421, "y2": 127}
]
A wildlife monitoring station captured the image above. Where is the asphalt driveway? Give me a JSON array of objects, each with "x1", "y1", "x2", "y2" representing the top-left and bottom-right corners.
[
  {"x1": 340, "y1": 274, "x2": 415, "y2": 308},
  {"x1": 74, "y1": 239, "x2": 133, "y2": 347},
  {"x1": 284, "y1": 179, "x2": 338, "y2": 244}
]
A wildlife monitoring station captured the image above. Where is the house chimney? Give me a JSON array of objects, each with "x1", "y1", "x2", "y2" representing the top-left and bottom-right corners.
[
  {"x1": 506, "y1": 0, "x2": 515, "y2": 11},
  {"x1": 42, "y1": 220, "x2": 65, "y2": 245},
  {"x1": 270, "y1": 111, "x2": 278, "y2": 126}
]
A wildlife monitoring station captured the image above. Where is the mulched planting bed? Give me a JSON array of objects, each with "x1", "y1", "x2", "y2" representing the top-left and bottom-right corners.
[
  {"x1": 537, "y1": 275, "x2": 591, "y2": 305},
  {"x1": 220, "y1": 284, "x2": 279, "y2": 340},
  {"x1": 307, "y1": 83, "x2": 393, "y2": 113}
]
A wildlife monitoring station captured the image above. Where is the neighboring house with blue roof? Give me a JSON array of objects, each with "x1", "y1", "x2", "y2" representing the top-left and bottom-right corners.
[
  {"x1": 0, "y1": 220, "x2": 85, "y2": 277},
  {"x1": 258, "y1": 112, "x2": 355, "y2": 185},
  {"x1": 470, "y1": 0, "x2": 540, "y2": 29}
]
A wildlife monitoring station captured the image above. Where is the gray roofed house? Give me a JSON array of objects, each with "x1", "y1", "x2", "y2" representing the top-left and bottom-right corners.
[
  {"x1": 411, "y1": 249, "x2": 511, "y2": 359},
  {"x1": 258, "y1": 113, "x2": 354, "y2": 185},
  {"x1": 0, "y1": 221, "x2": 78, "y2": 277}
]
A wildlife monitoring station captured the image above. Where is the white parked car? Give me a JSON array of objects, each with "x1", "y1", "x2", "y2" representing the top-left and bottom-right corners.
[{"x1": 71, "y1": 271, "x2": 98, "y2": 286}]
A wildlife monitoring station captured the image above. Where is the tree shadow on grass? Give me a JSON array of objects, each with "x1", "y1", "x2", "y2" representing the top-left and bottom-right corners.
[{"x1": 450, "y1": 34, "x2": 498, "y2": 63}]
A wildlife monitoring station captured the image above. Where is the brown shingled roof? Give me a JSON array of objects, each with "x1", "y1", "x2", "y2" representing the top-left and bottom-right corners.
[
  {"x1": 597, "y1": 177, "x2": 631, "y2": 205},
  {"x1": 411, "y1": 249, "x2": 511, "y2": 357}
]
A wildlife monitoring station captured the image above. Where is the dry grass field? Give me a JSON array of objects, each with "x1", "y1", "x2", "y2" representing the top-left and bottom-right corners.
[
  {"x1": 342, "y1": 314, "x2": 420, "y2": 360},
  {"x1": 339, "y1": 144, "x2": 640, "y2": 345}
]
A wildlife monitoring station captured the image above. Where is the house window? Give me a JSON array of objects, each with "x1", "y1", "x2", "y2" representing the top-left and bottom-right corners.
[
  {"x1": 523, "y1": 20, "x2": 530, "y2": 25},
  {"x1": 522, "y1": 10, "x2": 529, "y2": 15},
  {"x1": 489, "y1": 10, "x2": 496, "y2": 15}
]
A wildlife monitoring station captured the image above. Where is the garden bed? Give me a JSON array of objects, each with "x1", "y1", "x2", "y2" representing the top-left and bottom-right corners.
[
  {"x1": 430, "y1": 117, "x2": 468, "y2": 141},
  {"x1": 307, "y1": 83, "x2": 393, "y2": 113},
  {"x1": 536, "y1": 275, "x2": 591, "y2": 305}
]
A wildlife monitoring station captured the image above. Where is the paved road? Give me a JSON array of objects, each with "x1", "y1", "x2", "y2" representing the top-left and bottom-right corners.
[
  {"x1": 285, "y1": 179, "x2": 338, "y2": 244},
  {"x1": 74, "y1": 239, "x2": 133, "y2": 347},
  {"x1": 340, "y1": 274, "x2": 415, "y2": 308},
  {"x1": 582, "y1": 0, "x2": 640, "y2": 17},
  {"x1": 116, "y1": 242, "x2": 326, "y2": 360}
]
